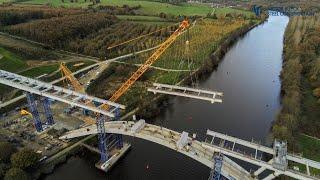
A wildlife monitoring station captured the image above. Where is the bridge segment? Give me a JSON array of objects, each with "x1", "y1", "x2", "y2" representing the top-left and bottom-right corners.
[
  {"x1": 60, "y1": 120, "x2": 254, "y2": 180},
  {"x1": 203, "y1": 130, "x2": 320, "y2": 180},
  {"x1": 148, "y1": 83, "x2": 223, "y2": 103},
  {"x1": 0, "y1": 70, "x2": 124, "y2": 117},
  {"x1": 60, "y1": 121, "x2": 320, "y2": 180}
]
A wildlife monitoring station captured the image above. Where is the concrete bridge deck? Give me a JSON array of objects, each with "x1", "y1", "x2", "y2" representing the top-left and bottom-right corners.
[{"x1": 60, "y1": 121, "x2": 252, "y2": 180}]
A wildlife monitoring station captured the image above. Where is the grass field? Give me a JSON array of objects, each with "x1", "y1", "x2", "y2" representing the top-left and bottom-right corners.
[
  {"x1": 292, "y1": 134, "x2": 320, "y2": 175},
  {"x1": 0, "y1": 47, "x2": 28, "y2": 72},
  {"x1": 14, "y1": 0, "x2": 253, "y2": 17},
  {"x1": 298, "y1": 134, "x2": 320, "y2": 161},
  {"x1": 117, "y1": 15, "x2": 167, "y2": 21},
  {"x1": 20, "y1": 64, "x2": 59, "y2": 78},
  {"x1": 0, "y1": 0, "x2": 13, "y2": 4},
  {"x1": 102, "y1": 0, "x2": 213, "y2": 16},
  {"x1": 18, "y1": 0, "x2": 91, "y2": 8},
  {"x1": 116, "y1": 15, "x2": 176, "y2": 25}
]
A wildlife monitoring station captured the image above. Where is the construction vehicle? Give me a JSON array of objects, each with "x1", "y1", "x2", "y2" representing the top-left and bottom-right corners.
[{"x1": 20, "y1": 109, "x2": 32, "y2": 116}]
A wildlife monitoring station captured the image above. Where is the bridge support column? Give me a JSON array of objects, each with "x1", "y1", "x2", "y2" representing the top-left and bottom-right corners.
[
  {"x1": 114, "y1": 108, "x2": 123, "y2": 149},
  {"x1": 97, "y1": 115, "x2": 108, "y2": 162},
  {"x1": 272, "y1": 140, "x2": 288, "y2": 171},
  {"x1": 25, "y1": 92, "x2": 43, "y2": 132},
  {"x1": 208, "y1": 153, "x2": 223, "y2": 180},
  {"x1": 41, "y1": 97, "x2": 54, "y2": 125}
]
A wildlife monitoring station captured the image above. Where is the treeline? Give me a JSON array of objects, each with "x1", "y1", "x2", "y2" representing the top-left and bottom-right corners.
[
  {"x1": 0, "y1": 6, "x2": 84, "y2": 26},
  {"x1": 67, "y1": 21, "x2": 174, "y2": 58},
  {"x1": 5, "y1": 13, "x2": 117, "y2": 48},
  {"x1": 2, "y1": 7, "x2": 174, "y2": 58},
  {"x1": 97, "y1": 4, "x2": 141, "y2": 15},
  {"x1": 272, "y1": 15, "x2": 320, "y2": 147},
  {"x1": 149, "y1": 0, "x2": 187, "y2": 5}
]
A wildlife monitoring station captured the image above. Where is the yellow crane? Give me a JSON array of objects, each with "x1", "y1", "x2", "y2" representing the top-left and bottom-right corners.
[
  {"x1": 59, "y1": 63, "x2": 96, "y2": 124},
  {"x1": 101, "y1": 20, "x2": 190, "y2": 110},
  {"x1": 59, "y1": 20, "x2": 189, "y2": 123},
  {"x1": 60, "y1": 63, "x2": 84, "y2": 93}
]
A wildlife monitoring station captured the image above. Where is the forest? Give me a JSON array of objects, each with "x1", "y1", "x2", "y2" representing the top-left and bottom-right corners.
[
  {"x1": 272, "y1": 15, "x2": 320, "y2": 158},
  {"x1": 0, "y1": 5, "x2": 181, "y2": 59},
  {"x1": 5, "y1": 13, "x2": 118, "y2": 48},
  {"x1": 0, "y1": 6, "x2": 84, "y2": 26}
]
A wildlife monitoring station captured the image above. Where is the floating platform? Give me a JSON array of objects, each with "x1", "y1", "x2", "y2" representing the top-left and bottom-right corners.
[
  {"x1": 147, "y1": 83, "x2": 223, "y2": 103},
  {"x1": 95, "y1": 143, "x2": 131, "y2": 173}
]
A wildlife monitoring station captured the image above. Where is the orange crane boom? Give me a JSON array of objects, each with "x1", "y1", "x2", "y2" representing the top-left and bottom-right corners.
[{"x1": 101, "y1": 20, "x2": 190, "y2": 110}]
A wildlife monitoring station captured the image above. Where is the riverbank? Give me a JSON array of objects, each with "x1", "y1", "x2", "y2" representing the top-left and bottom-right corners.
[{"x1": 272, "y1": 14, "x2": 320, "y2": 173}]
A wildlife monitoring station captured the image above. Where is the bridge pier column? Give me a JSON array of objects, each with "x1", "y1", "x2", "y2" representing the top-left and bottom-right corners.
[
  {"x1": 97, "y1": 115, "x2": 108, "y2": 162},
  {"x1": 114, "y1": 108, "x2": 123, "y2": 148},
  {"x1": 41, "y1": 97, "x2": 54, "y2": 125},
  {"x1": 272, "y1": 140, "x2": 288, "y2": 171},
  {"x1": 208, "y1": 153, "x2": 223, "y2": 180},
  {"x1": 25, "y1": 92, "x2": 43, "y2": 132}
]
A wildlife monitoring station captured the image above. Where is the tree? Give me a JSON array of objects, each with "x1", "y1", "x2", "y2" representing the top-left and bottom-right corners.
[
  {"x1": 313, "y1": 87, "x2": 320, "y2": 98},
  {"x1": 0, "y1": 163, "x2": 8, "y2": 179},
  {"x1": 0, "y1": 141, "x2": 15, "y2": 163},
  {"x1": 4, "y1": 168, "x2": 29, "y2": 180},
  {"x1": 11, "y1": 149, "x2": 40, "y2": 170}
]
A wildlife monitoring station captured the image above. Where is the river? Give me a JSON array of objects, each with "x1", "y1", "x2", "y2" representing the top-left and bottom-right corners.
[{"x1": 43, "y1": 15, "x2": 289, "y2": 180}]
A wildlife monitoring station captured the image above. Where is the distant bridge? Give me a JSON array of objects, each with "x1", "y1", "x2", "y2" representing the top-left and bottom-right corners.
[{"x1": 60, "y1": 120, "x2": 320, "y2": 180}]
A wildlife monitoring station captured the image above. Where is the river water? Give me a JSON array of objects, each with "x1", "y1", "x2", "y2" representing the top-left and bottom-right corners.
[{"x1": 44, "y1": 15, "x2": 289, "y2": 180}]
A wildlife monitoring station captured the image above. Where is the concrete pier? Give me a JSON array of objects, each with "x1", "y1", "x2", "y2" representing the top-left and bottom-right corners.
[{"x1": 95, "y1": 143, "x2": 131, "y2": 172}]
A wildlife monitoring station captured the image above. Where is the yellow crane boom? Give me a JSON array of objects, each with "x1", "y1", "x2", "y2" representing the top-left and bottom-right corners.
[
  {"x1": 59, "y1": 62, "x2": 96, "y2": 124},
  {"x1": 59, "y1": 63, "x2": 85, "y2": 93},
  {"x1": 59, "y1": 20, "x2": 189, "y2": 123},
  {"x1": 101, "y1": 20, "x2": 190, "y2": 110}
]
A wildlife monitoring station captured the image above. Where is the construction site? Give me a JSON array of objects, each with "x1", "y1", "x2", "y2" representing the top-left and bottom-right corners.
[
  {"x1": 0, "y1": 15, "x2": 228, "y2": 175},
  {"x1": 1, "y1": 1, "x2": 320, "y2": 180}
]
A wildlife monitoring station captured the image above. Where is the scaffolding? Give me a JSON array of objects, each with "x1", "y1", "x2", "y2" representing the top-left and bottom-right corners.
[{"x1": 25, "y1": 92, "x2": 43, "y2": 132}]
